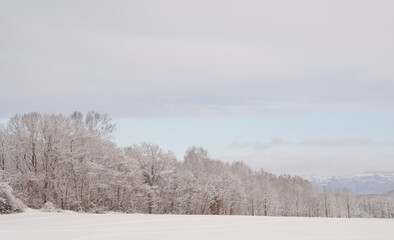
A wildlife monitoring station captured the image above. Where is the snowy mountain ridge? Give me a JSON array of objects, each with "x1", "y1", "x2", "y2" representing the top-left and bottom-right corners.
[{"x1": 306, "y1": 172, "x2": 394, "y2": 194}]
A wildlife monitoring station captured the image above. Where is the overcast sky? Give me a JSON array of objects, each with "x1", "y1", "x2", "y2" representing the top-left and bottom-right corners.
[{"x1": 1, "y1": 0, "x2": 394, "y2": 176}]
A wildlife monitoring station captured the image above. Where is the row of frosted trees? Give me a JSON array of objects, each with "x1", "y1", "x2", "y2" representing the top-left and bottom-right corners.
[{"x1": 0, "y1": 112, "x2": 393, "y2": 218}]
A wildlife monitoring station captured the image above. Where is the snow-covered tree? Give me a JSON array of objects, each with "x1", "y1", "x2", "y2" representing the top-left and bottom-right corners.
[
  {"x1": 125, "y1": 143, "x2": 176, "y2": 214},
  {"x1": 0, "y1": 112, "x2": 393, "y2": 218}
]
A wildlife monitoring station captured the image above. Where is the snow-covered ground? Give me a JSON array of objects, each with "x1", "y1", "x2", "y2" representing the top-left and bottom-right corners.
[{"x1": 1, "y1": 209, "x2": 393, "y2": 240}]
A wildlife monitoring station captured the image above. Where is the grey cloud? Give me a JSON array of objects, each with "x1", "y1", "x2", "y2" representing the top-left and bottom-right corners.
[
  {"x1": 231, "y1": 137, "x2": 291, "y2": 150},
  {"x1": 219, "y1": 152, "x2": 394, "y2": 176},
  {"x1": 297, "y1": 138, "x2": 374, "y2": 147},
  {"x1": 1, "y1": 1, "x2": 394, "y2": 117},
  {"x1": 233, "y1": 137, "x2": 375, "y2": 150}
]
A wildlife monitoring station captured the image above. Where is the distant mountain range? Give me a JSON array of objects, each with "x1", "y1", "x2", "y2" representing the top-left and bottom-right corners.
[{"x1": 307, "y1": 172, "x2": 394, "y2": 195}]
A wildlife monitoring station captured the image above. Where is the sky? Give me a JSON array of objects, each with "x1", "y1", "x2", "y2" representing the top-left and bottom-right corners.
[{"x1": 1, "y1": 0, "x2": 394, "y2": 176}]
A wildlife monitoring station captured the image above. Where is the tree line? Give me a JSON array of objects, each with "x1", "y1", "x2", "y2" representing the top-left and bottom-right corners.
[{"x1": 0, "y1": 112, "x2": 393, "y2": 218}]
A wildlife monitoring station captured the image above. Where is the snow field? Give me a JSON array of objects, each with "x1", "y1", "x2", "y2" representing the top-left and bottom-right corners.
[{"x1": 1, "y1": 210, "x2": 394, "y2": 240}]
